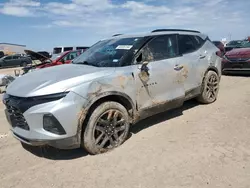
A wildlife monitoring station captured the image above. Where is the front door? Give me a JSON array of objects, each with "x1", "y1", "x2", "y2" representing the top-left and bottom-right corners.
[{"x1": 134, "y1": 35, "x2": 185, "y2": 116}]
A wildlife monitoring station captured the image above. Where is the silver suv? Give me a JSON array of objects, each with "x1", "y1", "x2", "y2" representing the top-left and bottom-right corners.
[{"x1": 2, "y1": 29, "x2": 221, "y2": 155}]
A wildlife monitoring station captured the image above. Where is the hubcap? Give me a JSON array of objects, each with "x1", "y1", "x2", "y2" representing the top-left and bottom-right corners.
[
  {"x1": 205, "y1": 74, "x2": 219, "y2": 101},
  {"x1": 94, "y1": 110, "x2": 126, "y2": 149}
]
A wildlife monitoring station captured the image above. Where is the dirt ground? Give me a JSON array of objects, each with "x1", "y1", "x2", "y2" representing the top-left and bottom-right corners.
[{"x1": 0, "y1": 70, "x2": 250, "y2": 188}]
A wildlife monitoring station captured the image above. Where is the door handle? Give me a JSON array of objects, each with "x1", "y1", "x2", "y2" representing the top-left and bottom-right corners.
[
  {"x1": 199, "y1": 55, "x2": 206, "y2": 59},
  {"x1": 174, "y1": 64, "x2": 183, "y2": 71}
]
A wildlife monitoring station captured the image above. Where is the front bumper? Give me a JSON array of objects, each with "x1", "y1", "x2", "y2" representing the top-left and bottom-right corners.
[
  {"x1": 222, "y1": 61, "x2": 250, "y2": 74},
  {"x1": 3, "y1": 91, "x2": 88, "y2": 149},
  {"x1": 12, "y1": 132, "x2": 79, "y2": 149}
]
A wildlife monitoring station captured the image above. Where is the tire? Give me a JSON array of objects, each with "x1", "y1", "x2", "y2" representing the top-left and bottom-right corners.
[
  {"x1": 83, "y1": 101, "x2": 130, "y2": 155},
  {"x1": 196, "y1": 70, "x2": 220, "y2": 104},
  {"x1": 20, "y1": 61, "x2": 27, "y2": 67}
]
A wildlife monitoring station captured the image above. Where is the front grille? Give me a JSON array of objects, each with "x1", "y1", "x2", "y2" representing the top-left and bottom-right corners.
[
  {"x1": 227, "y1": 57, "x2": 250, "y2": 62},
  {"x1": 6, "y1": 104, "x2": 30, "y2": 130}
]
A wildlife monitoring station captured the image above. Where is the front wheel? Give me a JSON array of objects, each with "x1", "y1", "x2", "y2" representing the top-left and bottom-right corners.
[
  {"x1": 196, "y1": 70, "x2": 220, "y2": 104},
  {"x1": 82, "y1": 101, "x2": 130, "y2": 155}
]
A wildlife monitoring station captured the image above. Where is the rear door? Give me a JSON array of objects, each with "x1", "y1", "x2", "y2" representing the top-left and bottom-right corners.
[
  {"x1": 134, "y1": 34, "x2": 185, "y2": 115},
  {"x1": 177, "y1": 34, "x2": 208, "y2": 94},
  {"x1": 12, "y1": 55, "x2": 21, "y2": 66}
]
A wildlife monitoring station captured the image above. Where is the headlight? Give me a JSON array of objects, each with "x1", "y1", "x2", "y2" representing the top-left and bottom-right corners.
[{"x1": 29, "y1": 91, "x2": 69, "y2": 101}]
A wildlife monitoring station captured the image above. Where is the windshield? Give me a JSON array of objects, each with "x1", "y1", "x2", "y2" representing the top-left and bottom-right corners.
[
  {"x1": 72, "y1": 37, "x2": 142, "y2": 67},
  {"x1": 239, "y1": 41, "x2": 250, "y2": 48},
  {"x1": 227, "y1": 40, "x2": 243, "y2": 46},
  {"x1": 50, "y1": 53, "x2": 63, "y2": 61}
]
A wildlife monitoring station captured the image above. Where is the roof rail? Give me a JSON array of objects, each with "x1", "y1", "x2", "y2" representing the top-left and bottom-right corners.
[
  {"x1": 112, "y1": 34, "x2": 123, "y2": 37},
  {"x1": 151, "y1": 29, "x2": 200, "y2": 33}
]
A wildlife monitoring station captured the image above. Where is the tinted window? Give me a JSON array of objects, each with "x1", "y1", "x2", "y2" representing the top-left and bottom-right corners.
[
  {"x1": 53, "y1": 48, "x2": 62, "y2": 54},
  {"x1": 76, "y1": 47, "x2": 88, "y2": 50},
  {"x1": 142, "y1": 35, "x2": 178, "y2": 62},
  {"x1": 178, "y1": 35, "x2": 197, "y2": 54},
  {"x1": 4, "y1": 56, "x2": 12, "y2": 60},
  {"x1": 63, "y1": 51, "x2": 79, "y2": 61},
  {"x1": 13, "y1": 56, "x2": 19, "y2": 59},
  {"x1": 193, "y1": 36, "x2": 205, "y2": 48},
  {"x1": 64, "y1": 47, "x2": 73, "y2": 51}
]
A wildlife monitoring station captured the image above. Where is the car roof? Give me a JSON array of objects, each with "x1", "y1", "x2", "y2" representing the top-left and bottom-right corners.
[{"x1": 104, "y1": 30, "x2": 207, "y2": 41}]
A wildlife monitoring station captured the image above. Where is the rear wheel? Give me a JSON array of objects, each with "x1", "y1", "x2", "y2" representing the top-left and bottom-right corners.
[
  {"x1": 196, "y1": 70, "x2": 220, "y2": 104},
  {"x1": 82, "y1": 101, "x2": 130, "y2": 155}
]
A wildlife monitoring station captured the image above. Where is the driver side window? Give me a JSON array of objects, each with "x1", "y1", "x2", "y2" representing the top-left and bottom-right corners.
[
  {"x1": 137, "y1": 35, "x2": 178, "y2": 63},
  {"x1": 4, "y1": 56, "x2": 12, "y2": 60}
]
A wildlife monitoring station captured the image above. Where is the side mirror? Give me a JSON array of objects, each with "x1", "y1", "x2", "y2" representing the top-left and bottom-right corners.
[
  {"x1": 140, "y1": 61, "x2": 149, "y2": 73},
  {"x1": 142, "y1": 61, "x2": 149, "y2": 66}
]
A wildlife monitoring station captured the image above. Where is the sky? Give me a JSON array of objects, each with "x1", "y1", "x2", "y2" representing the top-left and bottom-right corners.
[{"x1": 0, "y1": 0, "x2": 249, "y2": 52}]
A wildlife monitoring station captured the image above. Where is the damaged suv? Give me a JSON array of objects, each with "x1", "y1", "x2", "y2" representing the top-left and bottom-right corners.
[{"x1": 3, "y1": 29, "x2": 221, "y2": 155}]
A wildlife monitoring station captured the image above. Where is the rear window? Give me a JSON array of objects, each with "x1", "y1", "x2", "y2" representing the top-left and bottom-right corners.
[
  {"x1": 76, "y1": 47, "x2": 89, "y2": 50},
  {"x1": 53, "y1": 48, "x2": 62, "y2": 54},
  {"x1": 178, "y1": 35, "x2": 197, "y2": 54},
  {"x1": 193, "y1": 35, "x2": 205, "y2": 48},
  {"x1": 64, "y1": 47, "x2": 73, "y2": 51}
]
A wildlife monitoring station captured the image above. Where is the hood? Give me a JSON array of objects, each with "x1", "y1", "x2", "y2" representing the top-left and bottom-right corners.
[
  {"x1": 25, "y1": 50, "x2": 51, "y2": 62},
  {"x1": 225, "y1": 48, "x2": 250, "y2": 58},
  {"x1": 6, "y1": 64, "x2": 114, "y2": 97}
]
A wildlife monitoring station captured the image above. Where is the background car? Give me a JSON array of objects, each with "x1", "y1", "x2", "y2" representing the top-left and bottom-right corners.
[
  {"x1": 37, "y1": 51, "x2": 51, "y2": 58},
  {"x1": 222, "y1": 41, "x2": 250, "y2": 74},
  {"x1": 0, "y1": 54, "x2": 32, "y2": 68},
  {"x1": 21, "y1": 49, "x2": 83, "y2": 74},
  {"x1": 37, "y1": 49, "x2": 82, "y2": 68},
  {"x1": 213, "y1": 41, "x2": 225, "y2": 55}
]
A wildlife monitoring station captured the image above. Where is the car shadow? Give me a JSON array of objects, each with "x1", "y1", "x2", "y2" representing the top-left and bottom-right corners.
[
  {"x1": 130, "y1": 99, "x2": 200, "y2": 134},
  {"x1": 223, "y1": 72, "x2": 250, "y2": 77},
  {"x1": 22, "y1": 99, "x2": 200, "y2": 160},
  {"x1": 21, "y1": 143, "x2": 88, "y2": 160}
]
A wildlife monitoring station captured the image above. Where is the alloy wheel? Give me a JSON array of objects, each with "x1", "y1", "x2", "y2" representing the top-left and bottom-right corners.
[{"x1": 94, "y1": 109, "x2": 127, "y2": 149}]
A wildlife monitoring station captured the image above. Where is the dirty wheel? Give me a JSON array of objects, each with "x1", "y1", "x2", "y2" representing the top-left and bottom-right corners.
[
  {"x1": 83, "y1": 102, "x2": 130, "y2": 155},
  {"x1": 197, "y1": 70, "x2": 220, "y2": 104}
]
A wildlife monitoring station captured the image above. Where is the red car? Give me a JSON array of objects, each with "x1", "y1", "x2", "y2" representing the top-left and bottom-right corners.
[
  {"x1": 37, "y1": 50, "x2": 82, "y2": 68},
  {"x1": 222, "y1": 41, "x2": 250, "y2": 74},
  {"x1": 22, "y1": 49, "x2": 83, "y2": 74}
]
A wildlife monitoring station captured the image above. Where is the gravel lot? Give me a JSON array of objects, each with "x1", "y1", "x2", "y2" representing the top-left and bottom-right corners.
[{"x1": 0, "y1": 69, "x2": 250, "y2": 188}]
